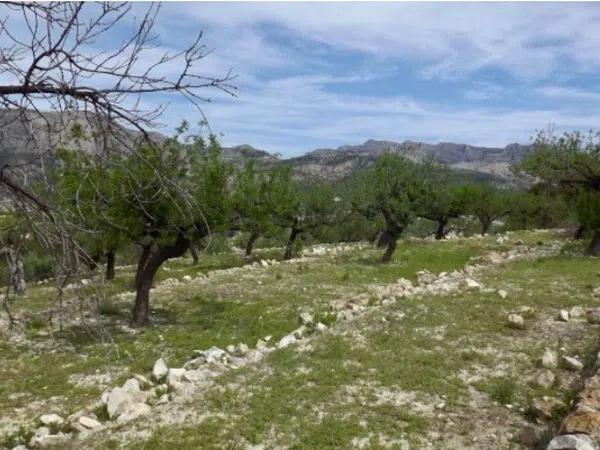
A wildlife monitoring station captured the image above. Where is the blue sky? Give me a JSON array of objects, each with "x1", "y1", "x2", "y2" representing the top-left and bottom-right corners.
[{"x1": 8, "y1": 2, "x2": 600, "y2": 156}]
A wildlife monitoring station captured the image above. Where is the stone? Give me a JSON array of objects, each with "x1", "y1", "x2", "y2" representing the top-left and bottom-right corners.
[
  {"x1": 316, "y1": 322, "x2": 328, "y2": 332},
  {"x1": 277, "y1": 333, "x2": 297, "y2": 349},
  {"x1": 464, "y1": 278, "x2": 481, "y2": 290},
  {"x1": 226, "y1": 344, "x2": 236, "y2": 354},
  {"x1": 167, "y1": 368, "x2": 186, "y2": 388},
  {"x1": 106, "y1": 386, "x2": 147, "y2": 420},
  {"x1": 537, "y1": 370, "x2": 556, "y2": 389},
  {"x1": 193, "y1": 346, "x2": 227, "y2": 364},
  {"x1": 133, "y1": 374, "x2": 153, "y2": 389},
  {"x1": 563, "y1": 356, "x2": 584, "y2": 372},
  {"x1": 152, "y1": 358, "x2": 168, "y2": 381},
  {"x1": 182, "y1": 275, "x2": 192, "y2": 282},
  {"x1": 29, "y1": 426, "x2": 50, "y2": 447},
  {"x1": 115, "y1": 402, "x2": 151, "y2": 424},
  {"x1": 532, "y1": 397, "x2": 567, "y2": 420},
  {"x1": 570, "y1": 306, "x2": 586, "y2": 319},
  {"x1": 516, "y1": 425, "x2": 538, "y2": 446},
  {"x1": 156, "y1": 394, "x2": 169, "y2": 405},
  {"x1": 559, "y1": 310, "x2": 570, "y2": 322},
  {"x1": 78, "y1": 416, "x2": 102, "y2": 429},
  {"x1": 236, "y1": 343, "x2": 249, "y2": 356},
  {"x1": 507, "y1": 313, "x2": 525, "y2": 329},
  {"x1": 299, "y1": 312, "x2": 314, "y2": 325},
  {"x1": 561, "y1": 412, "x2": 600, "y2": 438},
  {"x1": 546, "y1": 433, "x2": 599, "y2": 450},
  {"x1": 588, "y1": 309, "x2": 600, "y2": 324},
  {"x1": 260, "y1": 259, "x2": 269, "y2": 267},
  {"x1": 122, "y1": 378, "x2": 141, "y2": 392},
  {"x1": 542, "y1": 349, "x2": 558, "y2": 369},
  {"x1": 256, "y1": 339, "x2": 268, "y2": 351},
  {"x1": 40, "y1": 413, "x2": 64, "y2": 426},
  {"x1": 519, "y1": 306, "x2": 536, "y2": 318}
]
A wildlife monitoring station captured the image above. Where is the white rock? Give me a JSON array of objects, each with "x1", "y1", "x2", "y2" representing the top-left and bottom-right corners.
[
  {"x1": 316, "y1": 322, "x2": 328, "y2": 332},
  {"x1": 546, "y1": 434, "x2": 598, "y2": 450},
  {"x1": 167, "y1": 368, "x2": 186, "y2": 387},
  {"x1": 507, "y1": 314, "x2": 525, "y2": 329},
  {"x1": 156, "y1": 394, "x2": 169, "y2": 405},
  {"x1": 260, "y1": 259, "x2": 269, "y2": 267},
  {"x1": 226, "y1": 344, "x2": 236, "y2": 354},
  {"x1": 182, "y1": 275, "x2": 192, "y2": 282},
  {"x1": 497, "y1": 289, "x2": 508, "y2": 299},
  {"x1": 40, "y1": 413, "x2": 64, "y2": 426},
  {"x1": 122, "y1": 378, "x2": 140, "y2": 392},
  {"x1": 152, "y1": 358, "x2": 168, "y2": 381},
  {"x1": 559, "y1": 310, "x2": 570, "y2": 322},
  {"x1": 570, "y1": 306, "x2": 586, "y2": 318},
  {"x1": 236, "y1": 343, "x2": 249, "y2": 356},
  {"x1": 115, "y1": 402, "x2": 151, "y2": 424},
  {"x1": 299, "y1": 312, "x2": 314, "y2": 325},
  {"x1": 536, "y1": 370, "x2": 556, "y2": 389},
  {"x1": 106, "y1": 387, "x2": 147, "y2": 419},
  {"x1": 542, "y1": 349, "x2": 558, "y2": 369},
  {"x1": 562, "y1": 355, "x2": 584, "y2": 371},
  {"x1": 29, "y1": 427, "x2": 50, "y2": 447},
  {"x1": 78, "y1": 416, "x2": 102, "y2": 429},
  {"x1": 464, "y1": 278, "x2": 481, "y2": 290},
  {"x1": 277, "y1": 334, "x2": 297, "y2": 349}
]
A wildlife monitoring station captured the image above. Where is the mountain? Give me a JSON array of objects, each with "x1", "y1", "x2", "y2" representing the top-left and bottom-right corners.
[{"x1": 224, "y1": 139, "x2": 532, "y2": 181}]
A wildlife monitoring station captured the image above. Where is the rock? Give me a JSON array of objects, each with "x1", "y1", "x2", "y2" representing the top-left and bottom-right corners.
[
  {"x1": 256, "y1": 339, "x2": 268, "y2": 351},
  {"x1": 464, "y1": 278, "x2": 481, "y2": 290},
  {"x1": 156, "y1": 394, "x2": 169, "y2": 405},
  {"x1": 106, "y1": 386, "x2": 147, "y2": 420},
  {"x1": 588, "y1": 309, "x2": 600, "y2": 324},
  {"x1": 40, "y1": 413, "x2": 64, "y2": 426},
  {"x1": 498, "y1": 289, "x2": 508, "y2": 299},
  {"x1": 570, "y1": 306, "x2": 586, "y2": 319},
  {"x1": 299, "y1": 312, "x2": 314, "y2": 325},
  {"x1": 167, "y1": 368, "x2": 186, "y2": 389},
  {"x1": 193, "y1": 346, "x2": 228, "y2": 364},
  {"x1": 226, "y1": 344, "x2": 236, "y2": 354},
  {"x1": 182, "y1": 275, "x2": 192, "y2": 282},
  {"x1": 78, "y1": 416, "x2": 102, "y2": 429},
  {"x1": 133, "y1": 374, "x2": 153, "y2": 389},
  {"x1": 563, "y1": 356, "x2": 584, "y2": 372},
  {"x1": 537, "y1": 370, "x2": 556, "y2": 389},
  {"x1": 277, "y1": 333, "x2": 297, "y2": 349},
  {"x1": 115, "y1": 402, "x2": 151, "y2": 424},
  {"x1": 122, "y1": 378, "x2": 141, "y2": 392},
  {"x1": 561, "y1": 412, "x2": 600, "y2": 438},
  {"x1": 546, "y1": 433, "x2": 598, "y2": 450},
  {"x1": 542, "y1": 349, "x2": 558, "y2": 369},
  {"x1": 559, "y1": 310, "x2": 570, "y2": 322},
  {"x1": 236, "y1": 343, "x2": 249, "y2": 356},
  {"x1": 507, "y1": 313, "x2": 525, "y2": 329},
  {"x1": 516, "y1": 425, "x2": 538, "y2": 446},
  {"x1": 152, "y1": 358, "x2": 168, "y2": 381},
  {"x1": 532, "y1": 397, "x2": 566, "y2": 420},
  {"x1": 260, "y1": 259, "x2": 269, "y2": 267},
  {"x1": 316, "y1": 322, "x2": 328, "y2": 332},
  {"x1": 519, "y1": 306, "x2": 535, "y2": 318},
  {"x1": 29, "y1": 426, "x2": 50, "y2": 447}
]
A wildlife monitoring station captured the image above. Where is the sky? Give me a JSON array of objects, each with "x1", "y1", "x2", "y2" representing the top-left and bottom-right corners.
[{"x1": 7, "y1": 2, "x2": 600, "y2": 156}]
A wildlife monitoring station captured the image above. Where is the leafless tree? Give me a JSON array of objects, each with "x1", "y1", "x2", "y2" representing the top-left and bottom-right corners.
[{"x1": 0, "y1": 2, "x2": 237, "y2": 325}]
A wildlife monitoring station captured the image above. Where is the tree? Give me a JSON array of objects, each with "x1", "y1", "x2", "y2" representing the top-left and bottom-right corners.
[
  {"x1": 460, "y1": 182, "x2": 508, "y2": 235},
  {"x1": 50, "y1": 127, "x2": 232, "y2": 326},
  {"x1": 0, "y1": 2, "x2": 235, "y2": 287},
  {"x1": 0, "y1": 214, "x2": 29, "y2": 296},
  {"x1": 232, "y1": 161, "x2": 276, "y2": 257},
  {"x1": 518, "y1": 130, "x2": 600, "y2": 254},
  {"x1": 353, "y1": 154, "x2": 424, "y2": 262},
  {"x1": 416, "y1": 161, "x2": 468, "y2": 240}
]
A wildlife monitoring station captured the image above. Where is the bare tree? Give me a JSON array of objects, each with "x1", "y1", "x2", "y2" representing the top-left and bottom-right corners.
[{"x1": 0, "y1": 2, "x2": 236, "y2": 324}]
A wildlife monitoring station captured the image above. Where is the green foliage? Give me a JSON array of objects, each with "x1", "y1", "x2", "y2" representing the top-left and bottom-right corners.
[{"x1": 459, "y1": 182, "x2": 509, "y2": 234}]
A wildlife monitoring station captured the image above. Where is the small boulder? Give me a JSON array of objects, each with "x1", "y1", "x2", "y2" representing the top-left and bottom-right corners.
[
  {"x1": 562, "y1": 355, "x2": 584, "y2": 372},
  {"x1": 316, "y1": 322, "x2": 328, "y2": 332},
  {"x1": 78, "y1": 416, "x2": 102, "y2": 430},
  {"x1": 40, "y1": 413, "x2": 64, "y2": 427},
  {"x1": 152, "y1": 358, "x2": 168, "y2": 382},
  {"x1": 570, "y1": 306, "x2": 586, "y2": 319},
  {"x1": 532, "y1": 397, "x2": 566, "y2": 420},
  {"x1": 519, "y1": 306, "x2": 536, "y2": 318},
  {"x1": 507, "y1": 313, "x2": 525, "y2": 329},
  {"x1": 277, "y1": 334, "x2": 297, "y2": 349},
  {"x1": 559, "y1": 310, "x2": 570, "y2": 322},
  {"x1": 182, "y1": 275, "x2": 192, "y2": 282},
  {"x1": 226, "y1": 344, "x2": 236, "y2": 354},
  {"x1": 546, "y1": 433, "x2": 598, "y2": 450},
  {"x1": 167, "y1": 368, "x2": 186, "y2": 389},
  {"x1": 536, "y1": 369, "x2": 556, "y2": 389},
  {"x1": 122, "y1": 378, "x2": 141, "y2": 392},
  {"x1": 587, "y1": 309, "x2": 600, "y2": 324},
  {"x1": 299, "y1": 312, "x2": 314, "y2": 325},
  {"x1": 115, "y1": 402, "x2": 151, "y2": 424},
  {"x1": 498, "y1": 289, "x2": 508, "y2": 299},
  {"x1": 464, "y1": 278, "x2": 481, "y2": 290},
  {"x1": 516, "y1": 425, "x2": 539, "y2": 447},
  {"x1": 106, "y1": 386, "x2": 147, "y2": 420},
  {"x1": 133, "y1": 374, "x2": 153, "y2": 390},
  {"x1": 542, "y1": 349, "x2": 558, "y2": 369}
]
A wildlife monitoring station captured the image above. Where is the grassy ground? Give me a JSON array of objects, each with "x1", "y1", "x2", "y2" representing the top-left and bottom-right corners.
[{"x1": 2, "y1": 231, "x2": 599, "y2": 449}]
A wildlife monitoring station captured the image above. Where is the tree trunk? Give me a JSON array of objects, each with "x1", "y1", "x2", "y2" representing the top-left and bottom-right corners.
[
  {"x1": 131, "y1": 233, "x2": 190, "y2": 326},
  {"x1": 245, "y1": 231, "x2": 259, "y2": 257},
  {"x1": 435, "y1": 218, "x2": 448, "y2": 240},
  {"x1": 87, "y1": 253, "x2": 101, "y2": 271},
  {"x1": 189, "y1": 245, "x2": 199, "y2": 264},
  {"x1": 284, "y1": 220, "x2": 300, "y2": 260},
  {"x1": 380, "y1": 209, "x2": 402, "y2": 263},
  {"x1": 574, "y1": 224, "x2": 585, "y2": 241},
  {"x1": 105, "y1": 250, "x2": 115, "y2": 281},
  {"x1": 480, "y1": 218, "x2": 491, "y2": 235},
  {"x1": 8, "y1": 248, "x2": 26, "y2": 295},
  {"x1": 587, "y1": 229, "x2": 600, "y2": 256}
]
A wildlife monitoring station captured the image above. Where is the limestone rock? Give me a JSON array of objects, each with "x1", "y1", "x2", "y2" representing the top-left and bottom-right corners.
[
  {"x1": 507, "y1": 313, "x2": 525, "y2": 329},
  {"x1": 519, "y1": 306, "x2": 536, "y2": 318},
  {"x1": 106, "y1": 386, "x2": 147, "y2": 420},
  {"x1": 299, "y1": 312, "x2": 314, "y2": 325},
  {"x1": 559, "y1": 310, "x2": 570, "y2": 322},
  {"x1": 464, "y1": 278, "x2": 481, "y2": 290},
  {"x1": 498, "y1": 289, "x2": 508, "y2": 299},
  {"x1": 133, "y1": 374, "x2": 153, "y2": 390},
  {"x1": 167, "y1": 368, "x2": 186, "y2": 389},
  {"x1": 570, "y1": 306, "x2": 586, "y2": 319},
  {"x1": 277, "y1": 333, "x2": 297, "y2": 349},
  {"x1": 563, "y1": 356, "x2": 584, "y2": 372},
  {"x1": 78, "y1": 416, "x2": 102, "y2": 430},
  {"x1": 532, "y1": 397, "x2": 566, "y2": 420},
  {"x1": 29, "y1": 426, "x2": 50, "y2": 447},
  {"x1": 588, "y1": 309, "x2": 600, "y2": 324},
  {"x1": 122, "y1": 378, "x2": 141, "y2": 392},
  {"x1": 182, "y1": 275, "x2": 192, "y2": 282},
  {"x1": 542, "y1": 349, "x2": 558, "y2": 369},
  {"x1": 537, "y1": 370, "x2": 556, "y2": 389},
  {"x1": 316, "y1": 322, "x2": 328, "y2": 332},
  {"x1": 40, "y1": 413, "x2": 64, "y2": 426},
  {"x1": 115, "y1": 402, "x2": 151, "y2": 424},
  {"x1": 546, "y1": 433, "x2": 599, "y2": 450},
  {"x1": 152, "y1": 358, "x2": 168, "y2": 381}
]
